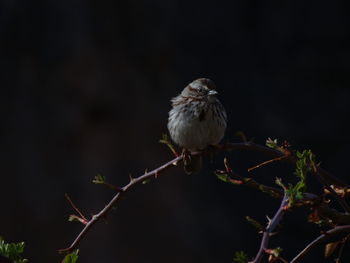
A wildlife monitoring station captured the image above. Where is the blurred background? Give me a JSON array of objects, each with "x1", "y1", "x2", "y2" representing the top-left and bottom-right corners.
[{"x1": 1, "y1": 0, "x2": 350, "y2": 262}]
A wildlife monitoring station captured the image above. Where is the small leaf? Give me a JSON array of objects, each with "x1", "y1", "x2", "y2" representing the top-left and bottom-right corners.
[
  {"x1": 266, "y1": 247, "x2": 283, "y2": 262},
  {"x1": 0, "y1": 237, "x2": 28, "y2": 263},
  {"x1": 68, "y1": 215, "x2": 88, "y2": 225},
  {"x1": 93, "y1": 174, "x2": 106, "y2": 184},
  {"x1": 142, "y1": 179, "x2": 151, "y2": 185},
  {"x1": 325, "y1": 241, "x2": 341, "y2": 258},
  {"x1": 215, "y1": 172, "x2": 229, "y2": 183},
  {"x1": 62, "y1": 249, "x2": 79, "y2": 263},
  {"x1": 245, "y1": 216, "x2": 264, "y2": 232},
  {"x1": 68, "y1": 215, "x2": 81, "y2": 222},
  {"x1": 266, "y1": 138, "x2": 278, "y2": 149},
  {"x1": 275, "y1": 178, "x2": 286, "y2": 190},
  {"x1": 233, "y1": 251, "x2": 249, "y2": 263}
]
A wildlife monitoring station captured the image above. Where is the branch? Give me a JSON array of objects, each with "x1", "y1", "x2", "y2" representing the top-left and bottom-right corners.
[
  {"x1": 215, "y1": 168, "x2": 319, "y2": 203},
  {"x1": 65, "y1": 193, "x2": 88, "y2": 225},
  {"x1": 218, "y1": 142, "x2": 348, "y2": 188},
  {"x1": 290, "y1": 225, "x2": 350, "y2": 263},
  {"x1": 59, "y1": 141, "x2": 347, "y2": 255},
  {"x1": 59, "y1": 155, "x2": 183, "y2": 253},
  {"x1": 219, "y1": 142, "x2": 350, "y2": 213},
  {"x1": 252, "y1": 193, "x2": 289, "y2": 263}
]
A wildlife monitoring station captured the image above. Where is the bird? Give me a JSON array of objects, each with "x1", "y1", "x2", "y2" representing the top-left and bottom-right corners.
[{"x1": 167, "y1": 78, "x2": 227, "y2": 174}]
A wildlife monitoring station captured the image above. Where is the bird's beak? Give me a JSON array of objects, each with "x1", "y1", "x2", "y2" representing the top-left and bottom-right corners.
[{"x1": 208, "y1": 90, "x2": 218, "y2": 96}]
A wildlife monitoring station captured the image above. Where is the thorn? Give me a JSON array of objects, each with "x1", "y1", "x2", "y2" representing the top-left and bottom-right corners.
[
  {"x1": 224, "y1": 157, "x2": 232, "y2": 173},
  {"x1": 266, "y1": 215, "x2": 272, "y2": 224}
]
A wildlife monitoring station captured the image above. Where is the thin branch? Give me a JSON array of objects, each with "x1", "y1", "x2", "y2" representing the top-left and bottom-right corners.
[
  {"x1": 218, "y1": 142, "x2": 348, "y2": 188},
  {"x1": 65, "y1": 193, "x2": 88, "y2": 224},
  {"x1": 59, "y1": 141, "x2": 347, "y2": 255},
  {"x1": 248, "y1": 155, "x2": 288, "y2": 172},
  {"x1": 216, "y1": 165, "x2": 319, "y2": 203},
  {"x1": 219, "y1": 142, "x2": 350, "y2": 213},
  {"x1": 253, "y1": 193, "x2": 289, "y2": 263},
  {"x1": 59, "y1": 155, "x2": 183, "y2": 253},
  {"x1": 290, "y1": 225, "x2": 350, "y2": 263}
]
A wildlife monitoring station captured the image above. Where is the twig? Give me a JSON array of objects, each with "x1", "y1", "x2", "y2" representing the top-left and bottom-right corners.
[
  {"x1": 59, "y1": 155, "x2": 183, "y2": 253},
  {"x1": 221, "y1": 142, "x2": 350, "y2": 213},
  {"x1": 290, "y1": 225, "x2": 350, "y2": 263},
  {"x1": 65, "y1": 193, "x2": 88, "y2": 224},
  {"x1": 248, "y1": 155, "x2": 288, "y2": 172},
  {"x1": 217, "y1": 142, "x2": 348, "y2": 188},
  {"x1": 253, "y1": 193, "x2": 289, "y2": 263},
  {"x1": 216, "y1": 169, "x2": 319, "y2": 203}
]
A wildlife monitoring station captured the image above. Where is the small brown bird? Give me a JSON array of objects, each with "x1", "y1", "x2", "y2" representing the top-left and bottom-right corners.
[{"x1": 167, "y1": 78, "x2": 227, "y2": 174}]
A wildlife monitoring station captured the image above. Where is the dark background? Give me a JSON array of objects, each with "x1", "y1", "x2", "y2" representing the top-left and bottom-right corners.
[{"x1": 1, "y1": 0, "x2": 350, "y2": 262}]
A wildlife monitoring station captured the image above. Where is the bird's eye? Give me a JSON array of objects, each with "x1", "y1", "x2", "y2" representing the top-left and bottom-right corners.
[{"x1": 197, "y1": 87, "x2": 207, "y2": 94}]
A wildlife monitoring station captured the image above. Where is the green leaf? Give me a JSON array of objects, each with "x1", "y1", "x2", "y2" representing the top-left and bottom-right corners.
[
  {"x1": 93, "y1": 174, "x2": 106, "y2": 184},
  {"x1": 0, "y1": 237, "x2": 28, "y2": 263},
  {"x1": 233, "y1": 251, "x2": 249, "y2": 263},
  {"x1": 245, "y1": 216, "x2": 264, "y2": 232},
  {"x1": 142, "y1": 178, "x2": 151, "y2": 185},
  {"x1": 266, "y1": 138, "x2": 278, "y2": 149},
  {"x1": 270, "y1": 247, "x2": 283, "y2": 257},
  {"x1": 276, "y1": 150, "x2": 315, "y2": 207},
  {"x1": 284, "y1": 149, "x2": 315, "y2": 207},
  {"x1": 275, "y1": 177, "x2": 286, "y2": 190},
  {"x1": 62, "y1": 250, "x2": 79, "y2": 263},
  {"x1": 68, "y1": 215, "x2": 86, "y2": 224},
  {"x1": 215, "y1": 172, "x2": 230, "y2": 183}
]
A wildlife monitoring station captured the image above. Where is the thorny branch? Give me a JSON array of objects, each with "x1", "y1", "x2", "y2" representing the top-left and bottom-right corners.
[
  {"x1": 215, "y1": 168, "x2": 319, "y2": 203},
  {"x1": 60, "y1": 155, "x2": 183, "y2": 253},
  {"x1": 218, "y1": 142, "x2": 348, "y2": 189},
  {"x1": 60, "y1": 141, "x2": 350, "y2": 260},
  {"x1": 252, "y1": 193, "x2": 289, "y2": 263}
]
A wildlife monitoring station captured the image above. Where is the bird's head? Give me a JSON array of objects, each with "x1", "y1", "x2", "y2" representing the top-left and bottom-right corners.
[{"x1": 182, "y1": 78, "x2": 218, "y2": 99}]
